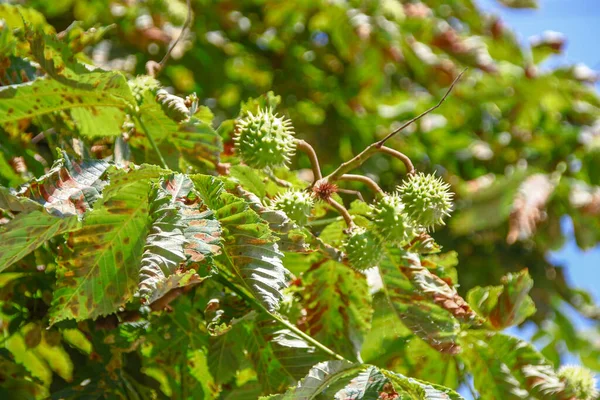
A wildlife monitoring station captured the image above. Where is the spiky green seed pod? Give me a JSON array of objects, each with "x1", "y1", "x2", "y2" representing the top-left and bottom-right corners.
[
  {"x1": 370, "y1": 193, "x2": 416, "y2": 244},
  {"x1": 128, "y1": 75, "x2": 161, "y2": 104},
  {"x1": 234, "y1": 109, "x2": 296, "y2": 169},
  {"x1": 557, "y1": 365, "x2": 598, "y2": 400},
  {"x1": 344, "y1": 227, "x2": 383, "y2": 271},
  {"x1": 271, "y1": 190, "x2": 314, "y2": 227},
  {"x1": 398, "y1": 173, "x2": 453, "y2": 230}
]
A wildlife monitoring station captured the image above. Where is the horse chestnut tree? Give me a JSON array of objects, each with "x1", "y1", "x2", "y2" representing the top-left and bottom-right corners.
[{"x1": 0, "y1": 3, "x2": 597, "y2": 400}]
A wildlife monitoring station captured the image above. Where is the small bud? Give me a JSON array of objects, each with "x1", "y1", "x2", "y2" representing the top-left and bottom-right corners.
[
  {"x1": 234, "y1": 108, "x2": 296, "y2": 169},
  {"x1": 343, "y1": 227, "x2": 383, "y2": 271},
  {"x1": 398, "y1": 172, "x2": 453, "y2": 230},
  {"x1": 271, "y1": 190, "x2": 314, "y2": 227},
  {"x1": 558, "y1": 365, "x2": 598, "y2": 400}
]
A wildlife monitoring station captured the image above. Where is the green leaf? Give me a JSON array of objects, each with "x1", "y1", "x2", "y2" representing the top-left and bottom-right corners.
[
  {"x1": 136, "y1": 91, "x2": 178, "y2": 145},
  {"x1": 459, "y1": 331, "x2": 562, "y2": 400},
  {"x1": 5, "y1": 323, "x2": 74, "y2": 386},
  {"x1": 0, "y1": 4, "x2": 52, "y2": 32},
  {"x1": 172, "y1": 117, "x2": 223, "y2": 170},
  {"x1": 362, "y1": 296, "x2": 460, "y2": 390},
  {"x1": 16, "y1": 151, "x2": 110, "y2": 218},
  {"x1": 208, "y1": 327, "x2": 243, "y2": 385},
  {"x1": 50, "y1": 171, "x2": 154, "y2": 322},
  {"x1": 382, "y1": 369, "x2": 465, "y2": 400},
  {"x1": 243, "y1": 315, "x2": 327, "y2": 394},
  {"x1": 134, "y1": 97, "x2": 223, "y2": 170},
  {"x1": 71, "y1": 107, "x2": 125, "y2": 138},
  {"x1": 138, "y1": 174, "x2": 221, "y2": 304},
  {"x1": 230, "y1": 165, "x2": 267, "y2": 198},
  {"x1": 334, "y1": 366, "x2": 391, "y2": 399},
  {"x1": 280, "y1": 360, "x2": 362, "y2": 399},
  {"x1": 302, "y1": 260, "x2": 373, "y2": 359},
  {"x1": 0, "y1": 209, "x2": 78, "y2": 271},
  {"x1": 0, "y1": 32, "x2": 134, "y2": 124},
  {"x1": 144, "y1": 296, "x2": 217, "y2": 399},
  {"x1": 192, "y1": 175, "x2": 289, "y2": 312},
  {"x1": 0, "y1": 76, "x2": 132, "y2": 124},
  {"x1": 0, "y1": 354, "x2": 48, "y2": 400},
  {"x1": 467, "y1": 269, "x2": 536, "y2": 330},
  {"x1": 379, "y1": 248, "x2": 462, "y2": 354},
  {"x1": 0, "y1": 187, "x2": 41, "y2": 213},
  {"x1": 0, "y1": 152, "x2": 111, "y2": 268}
]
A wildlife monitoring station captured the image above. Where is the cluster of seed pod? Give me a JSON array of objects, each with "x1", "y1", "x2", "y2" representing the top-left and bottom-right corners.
[{"x1": 234, "y1": 107, "x2": 454, "y2": 271}]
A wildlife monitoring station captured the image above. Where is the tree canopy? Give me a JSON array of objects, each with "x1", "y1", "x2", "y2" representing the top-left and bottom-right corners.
[{"x1": 0, "y1": 0, "x2": 598, "y2": 399}]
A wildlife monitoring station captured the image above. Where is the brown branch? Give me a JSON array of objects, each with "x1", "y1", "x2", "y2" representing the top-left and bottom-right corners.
[
  {"x1": 295, "y1": 139, "x2": 322, "y2": 182},
  {"x1": 339, "y1": 174, "x2": 384, "y2": 198},
  {"x1": 326, "y1": 197, "x2": 354, "y2": 229},
  {"x1": 146, "y1": 0, "x2": 193, "y2": 77},
  {"x1": 337, "y1": 188, "x2": 365, "y2": 202},
  {"x1": 376, "y1": 68, "x2": 467, "y2": 147},
  {"x1": 265, "y1": 169, "x2": 293, "y2": 188},
  {"x1": 378, "y1": 146, "x2": 415, "y2": 175},
  {"x1": 324, "y1": 144, "x2": 379, "y2": 182}
]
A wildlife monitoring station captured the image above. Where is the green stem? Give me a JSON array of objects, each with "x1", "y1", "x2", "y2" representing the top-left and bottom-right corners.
[
  {"x1": 215, "y1": 272, "x2": 347, "y2": 361},
  {"x1": 135, "y1": 115, "x2": 168, "y2": 169}
]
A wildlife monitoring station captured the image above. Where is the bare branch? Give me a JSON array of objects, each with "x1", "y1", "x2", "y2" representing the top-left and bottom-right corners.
[
  {"x1": 337, "y1": 188, "x2": 365, "y2": 202},
  {"x1": 147, "y1": 0, "x2": 193, "y2": 77},
  {"x1": 339, "y1": 174, "x2": 384, "y2": 198},
  {"x1": 378, "y1": 146, "x2": 415, "y2": 175},
  {"x1": 376, "y1": 68, "x2": 467, "y2": 147},
  {"x1": 265, "y1": 169, "x2": 293, "y2": 188},
  {"x1": 326, "y1": 197, "x2": 354, "y2": 229},
  {"x1": 295, "y1": 139, "x2": 323, "y2": 182}
]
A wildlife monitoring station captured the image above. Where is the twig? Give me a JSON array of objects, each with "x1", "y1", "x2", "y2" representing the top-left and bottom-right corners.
[
  {"x1": 378, "y1": 146, "x2": 415, "y2": 175},
  {"x1": 306, "y1": 216, "x2": 343, "y2": 227},
  {"x1": 326, "y1": 197, "x2": 354, "y2": 229},
  {"x1": 265, "y1": 169, "x2": 293, "y2": 188},
  {"x1": 309, "y1": 233, "x2": 347, "y2": 263},
  {"x1": 295, "y1": 139, "x2": 322, "y2": 182},
  {"x1": 215, "y1": 272, "x2": 347, "y2": 361},
  {"x1": 339, "y1": 174, "x2": 384, "y2": 198},
  {"x1": 324, "y1": 144, "x2": 380, "y2": 182},
  {"x1": 322, "y1": 71, "x2": 465, "y2": 182},
  {"x1": 376, "y1": 68, "x2": 467, "y2": 147},
  {"x1": 135, "y1": 116, "x2": 168, "y2": 169},
  {"x1": 147, "y1": 0, "x2": 193, "y2": 77},
  {"x1": 31, "y1": 128, "x2": 55, "y2": 144},
  {"x1": 337, "y1": 188, "x2": 365, "y2": 202}
]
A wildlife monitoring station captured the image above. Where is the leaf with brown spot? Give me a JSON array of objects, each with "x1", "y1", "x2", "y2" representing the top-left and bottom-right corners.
[
  {"x1": 379, "y1": 247, "x2": 463, "y2": 354},
  {"x1": 467, "y1": 269, "x2": 536, "y2": 330},
  {"x1": 459, "y1": 331, "x2": 564, "y2": 400},
  {"x1": 0, "y1": 209, "x2": 79, "y2": 271},
  {"x1": 138, "y1": 174, "x2": 221, "y2": 304},
  {"x1": 17, "y1": 150, "x2": 110, "y2": 218},
  {"x1": 395, "y1": 251, "x2": 480, "y2": 325},
  {"x1": 192, "y1": 175, "x2": 288, "y2": 312},
  {"x1": 50, "y1": 173, "x2": 153, "y2": 323},
  {"x1": 0, "y1": 31, "x2": 134, "y2": 124},
  {"x1": 302, "y1": 260, "x2": 373, "y2": 359}
]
